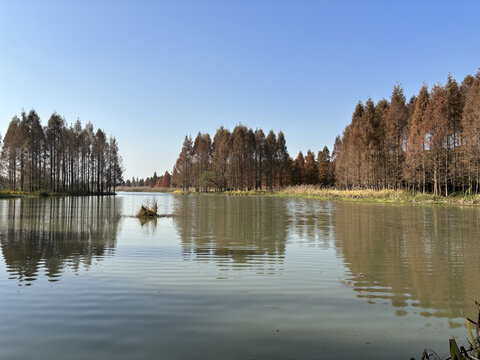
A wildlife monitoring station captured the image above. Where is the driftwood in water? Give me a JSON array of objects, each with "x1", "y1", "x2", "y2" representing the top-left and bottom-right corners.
[
  {"x1": 136, "y1": 199, "x2": 159, "y2": 218},
  {"x1": 136, "y1": 204, "x2": 158, "y2": 218},
  {"x1": 135, "y1": 200, "x2": 174, "y2": 219}
]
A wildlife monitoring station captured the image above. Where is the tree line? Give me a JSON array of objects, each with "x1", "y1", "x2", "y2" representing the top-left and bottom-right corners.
[
  {"x1": 171, "y1": 70, "x2": 480, "y2": 195},
  {"x1": 171, "y1": 124, "x2": 335, "y2": 191},
  {"x1": 122, "y1": 171, "x2": 172, "y2": 188},
  {"x1": 334, "y1": 71, "x2": 480, "y2": 195},
  {"x1": 0, "y1": 109, "x2": 123, "y2": 194}
]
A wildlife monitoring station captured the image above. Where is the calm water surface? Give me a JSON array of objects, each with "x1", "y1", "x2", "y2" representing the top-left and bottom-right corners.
[{"x1": 0, "y1": 193, "x2": 479, "y2": 359}]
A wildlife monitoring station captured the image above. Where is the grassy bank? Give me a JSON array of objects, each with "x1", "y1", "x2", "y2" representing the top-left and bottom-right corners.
[
  {"x1": 0, "y1": 190, "x2": 115, "y2": 199},
  {"x1": 0, "y1": 190, "x2": 36, "y2": 199},
  {"x1": 173, "y1": 185, "x2": 480, "y2": 205},
  {"x1": 274, "y1": 186, "x2": 480, "y2": 205}
]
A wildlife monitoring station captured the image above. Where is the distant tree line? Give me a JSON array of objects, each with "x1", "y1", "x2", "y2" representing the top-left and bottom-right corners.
[
  {"x1": 122, "y1": 171, "x2": 171, "y2": 188},
  {"x1": 0, "y1": 109, "x2": 123, "y2": 194},
  {"x1": 171, "y1": 124, "x2": 335, "y2": 191},
  {"x1": 334, "y1": 71, "x2": 480, "y2": 195}
]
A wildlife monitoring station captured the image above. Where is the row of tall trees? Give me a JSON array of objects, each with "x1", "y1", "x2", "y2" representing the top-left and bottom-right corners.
[
  {"x1": 291, "y1": 147, "x2": 334, "y2": 186},
  {"x1": 0, "y1": 110, "x2": 123, "y2": 194},
  {"x1": 122, "y1": 171, "x2": 171, "y2": 188},
  {"x1": 171, "y1": 124, "x2": 334, "y2": 191},
  {"x1": 334, "y1": 71, "x2": 480, "y2": 195}
]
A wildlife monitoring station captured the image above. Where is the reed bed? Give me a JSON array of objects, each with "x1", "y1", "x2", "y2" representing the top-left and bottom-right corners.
[
  {"x1": 279, "y1": 186, "x2": 404, "y2": 199},
  {"x1": 278, "y1": 185, "x2": 480, "y2": 204},
  {"x1": 118, "y1": 185, "x2": 480, "y2": 205}
]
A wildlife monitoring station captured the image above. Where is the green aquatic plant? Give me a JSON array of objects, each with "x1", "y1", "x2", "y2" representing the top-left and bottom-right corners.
[{"x1": 416, "y1": 301, "x2": 480, "y2": 360}]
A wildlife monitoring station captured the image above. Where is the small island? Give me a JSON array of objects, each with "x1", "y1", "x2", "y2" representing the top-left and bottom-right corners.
[{"x1": 136, "y1": 202, "x2": 159, "y2": 218}]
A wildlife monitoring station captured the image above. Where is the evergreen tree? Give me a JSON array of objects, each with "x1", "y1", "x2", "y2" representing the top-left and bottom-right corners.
[
  {"x1": 303, "y1": 150, "x2": 318, "y2": 184},
  {"x1": 404, "y1": 85, "x2": 429, "y2": 192},
  {"x1": 318, "y1": 146, "x2": 332, "y2": 187}
]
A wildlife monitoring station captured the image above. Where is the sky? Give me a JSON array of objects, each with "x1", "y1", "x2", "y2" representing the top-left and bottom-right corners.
[{"x1": 1, "y1": 0, "x2": 479, "y2": 180}]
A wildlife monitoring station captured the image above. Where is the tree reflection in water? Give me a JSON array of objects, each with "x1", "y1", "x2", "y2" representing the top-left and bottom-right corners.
[
  {"x1": 172, "y1": 195, "x2": 480, "y2": 322},
  {"x1": 333, "y1": 202, "x2": 480, "y2": 322},
  {"x1": 1, "y1": 193, "x2": 479, "y2": 323},
  {"x1": 172, "y1": 195, "x2": 291, "y2": 274},
  {"x1": 0, "y1": 196, "x2": 122, "y2": 285}
]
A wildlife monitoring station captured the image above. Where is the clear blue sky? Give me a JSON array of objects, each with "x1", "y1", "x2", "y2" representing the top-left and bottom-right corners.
[{"x1": 1, "y1": 0, "x2": 479, "y2": 179}]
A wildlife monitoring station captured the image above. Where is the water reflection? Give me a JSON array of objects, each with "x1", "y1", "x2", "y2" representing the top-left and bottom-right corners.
[
  {"x1": 171, "y1": 195, "x2": 480, "y2": 321},
  {"x1": 172, "y1": 195, "x2": 290, "y2": 272},
  {"x1": 287, "y1": 198, "x2": 335, "y2": 247},
  {"x1": 0, "y1": 196, "x2": 122, "y2": 285},
  {"x1": 1, "y1": 193, "x2": 479, "y2": 323},
  {"x1": 333, "y1": 202, "x2": 480, "y2": 320}
]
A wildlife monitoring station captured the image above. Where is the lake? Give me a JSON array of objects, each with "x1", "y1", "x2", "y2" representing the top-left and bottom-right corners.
[{"x1": 0, "y1": 192, "x2": 479, "y2": 359}]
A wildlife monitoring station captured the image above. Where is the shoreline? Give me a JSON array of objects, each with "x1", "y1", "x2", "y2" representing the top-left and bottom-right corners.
[
  {"x1": 6, "y1": 186, "x2": 480, "y2": 206},
  {"x1": 0, "y1": 190, "x2": 116, "y2": 199},
  {"x1": 136, "y1": 186, "x2": 480, "y2": 206}
]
